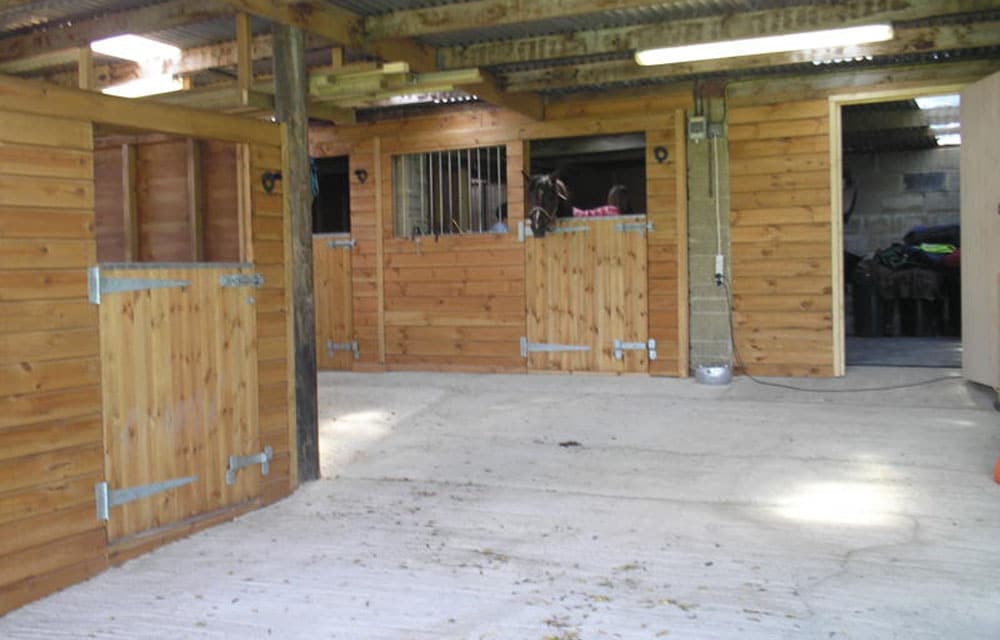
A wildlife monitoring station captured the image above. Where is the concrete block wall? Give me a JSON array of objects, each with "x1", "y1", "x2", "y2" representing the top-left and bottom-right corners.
[
  {"x1": 687, "y1": 100, "x2": 732, "y2": 370},
  {"x1": 844, "y1": 147, "x2": 960, "y2": 257}
]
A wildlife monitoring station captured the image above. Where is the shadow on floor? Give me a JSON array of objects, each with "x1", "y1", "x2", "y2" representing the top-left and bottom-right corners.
[{"x1": 847, "y1": 336, "x2": 962, "y2": 368}]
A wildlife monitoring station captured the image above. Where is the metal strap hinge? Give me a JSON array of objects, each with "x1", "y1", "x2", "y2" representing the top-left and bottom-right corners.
[
  {"x1": 327, "y1": 340, "x2": 360, "y2": 359},
  {"x1": 326, "y1": 238, "x2": 356, "y2": 249},
  {"x1": 614, "y1": 221, "x2": 655, "y2": 235},
  {"x1": 95, "y1": 476, "x2": 197, "y2": 521},
  {"x1": 520, "y1": 336, "x2": 591, "y2": 358},
  {"x1": 88, "y1": 266, "x2": 189, "y2": 305},
  {"x1": 219, "y1": 273, "x2": 264, "y2": 288},
  {"x1": 518, "y1": 221, "x2": 590, "y2": 242},
  {"x1": 613, "y1": 338, "x2": 657, "y2": 361},
  {"x1": 226, "y1": 446, "x2": 273, "y2": 485}
]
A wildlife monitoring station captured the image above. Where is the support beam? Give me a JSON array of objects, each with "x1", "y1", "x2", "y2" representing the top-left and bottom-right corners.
[
  {"x1": 122, "y1": 144, "x2": 139, "y2": 262},
  {"x1": 77, "y1": 48, "x2": 95, "y2": 91},
  {"x1": 186, "y1": 139, "x2": 205, "y2": 261},
  {"x1": 502, "y1": 22, "x2": 1000, "y2": 93},
  {"x1": 438, "y1": 0, "x2": 1000, "y2": 69},
  {"x1": 236, "y1": 12, "x2": 253, "y2": 106},
  {"x1": 0, "y1": 0, "x2": 231, "y2": 63},
  {"x1": 220, "y1": 0, "x2": 361, "y2": 46},
  {"x1": 273, "y1": 24, "x2": 319, "y2": 484}
]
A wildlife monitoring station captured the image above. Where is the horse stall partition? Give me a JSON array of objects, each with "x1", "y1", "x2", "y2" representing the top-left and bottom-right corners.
[
  {"x1": 525, "y1": 216, "x2": 649, "y2": 372},
  {"x1": 313, "y1": 233, "x2": 355, "y2": 370},
  {"x1": 0, "y1": 75, "x2": 292, "y2": 613}
]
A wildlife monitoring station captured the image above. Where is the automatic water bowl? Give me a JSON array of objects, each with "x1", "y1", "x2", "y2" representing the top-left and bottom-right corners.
[{"x1": 695, "y1": 364, "x2": 732, "y2": 385}]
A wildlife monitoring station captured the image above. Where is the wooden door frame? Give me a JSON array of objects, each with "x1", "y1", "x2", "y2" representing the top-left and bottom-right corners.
[{"x1": 828, "y1": 82, "x2": 968, "y2": 376}]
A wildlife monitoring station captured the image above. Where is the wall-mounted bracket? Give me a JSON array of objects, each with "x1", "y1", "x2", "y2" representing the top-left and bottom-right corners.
[
  {"x1": 88, "y1": 266, "x2": 189, "y2": 305},
  {"x1": 520, "y1": 336, "x2": 591, "y2": 358},
  {"x1": 327, "y1": 339, "x2": 360, "y2": 359},
  {"x1": 326, "y1": 238, "x2": 356, "y2": 249},
  {"x1": 95, "y1": 476, "x2": 196, "y2": 521},
  {"x1": 613, "y1": 338, "x2": 657, "y2": 361},
  {"x1": 219, "y1": 273, "x2": 264, "y2": 288},
  {"x1": 226, "y1": 446, "x2": 273, "y2": 486}
]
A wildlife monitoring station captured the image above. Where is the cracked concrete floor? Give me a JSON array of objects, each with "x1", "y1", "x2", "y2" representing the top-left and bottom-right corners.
[{"x1": 2, "y1": 368, "x2": 999, "y2": 639}]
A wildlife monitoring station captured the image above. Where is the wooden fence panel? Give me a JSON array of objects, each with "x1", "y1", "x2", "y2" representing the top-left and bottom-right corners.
[{"x1": 313, "y1": 234, "x2": 354, "y2": 370}]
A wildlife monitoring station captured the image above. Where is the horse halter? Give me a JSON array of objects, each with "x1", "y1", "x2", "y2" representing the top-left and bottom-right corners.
[{"x1": 527, "y1": 176, "x2": 566, "y2": 238}]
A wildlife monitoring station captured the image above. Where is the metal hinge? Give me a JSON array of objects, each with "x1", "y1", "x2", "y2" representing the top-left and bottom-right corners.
[
  {"x1": 518, "y1": 220, "x2": 590, "y2": 242},
  {"x1": 219, "y1": 273, "x2": 264, "y2": 288},
  {"x1": 614, "y1": 221, "x2": 655, "y2": 235},
  {"x1": 326, "y1": 238, "x2": 356, "y2": 249},
  {"x1": 613, "y1": 338, "x2": 657, "y2": 361},
  {"x1": 88, "y1": 266, "x2": 189, "y2": 305},
  {"x1": 520, "y1": 336, "x2": 591, "y2": 358},
  {"x1": 226, "y1": 446, "x2": 273, "y2": 485},
  {"x1": 95, "y1": 476, "x2": 197, "y2": 521},
  {"x1": 327, "y1": 339, "x2": 360, "y2": 359}
]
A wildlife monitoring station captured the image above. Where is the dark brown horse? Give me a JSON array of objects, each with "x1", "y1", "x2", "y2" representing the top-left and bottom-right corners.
[{"x1": 525, "y1": 172, "x2": 572, "y2": 237}]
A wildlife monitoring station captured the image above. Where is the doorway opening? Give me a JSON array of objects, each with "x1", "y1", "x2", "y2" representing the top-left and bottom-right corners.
[{"x1": 839, "y1": 93, "x2": 962, "y2": 368}]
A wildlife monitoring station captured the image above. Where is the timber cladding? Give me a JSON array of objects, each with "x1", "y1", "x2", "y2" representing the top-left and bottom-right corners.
[
  {"x1": 0, "y1": 109, "x2": 106, "y2": 612},
  {"x1": 311, "y1": 95, "x2": 691, "y2": 376},
  {"x1": 728, "y1": 99, "x2": 836, "y2": 377}
]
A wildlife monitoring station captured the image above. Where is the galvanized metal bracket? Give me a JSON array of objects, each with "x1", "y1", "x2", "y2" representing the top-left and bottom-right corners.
[
  {"x1": 326, "y1": 238, "x2": 356, "y2": 249},
  {"x1": 613, "y1": 338, "x2": 657, "y2": 361},
  {"x1": 614, "y1": 221, "x2": 655, "y2": 235},
  {"x1": 88, "y1": 266, "x2": 189, "y2": 305},
  {"x1": 95, "y1": 476, "x2": 197, "y2": 521},
  {"x1": 520, "y1": 336, "x2": 591, "y2": 358},
  {"x1": 226, "y1": 446, "x2": 273, "y2": 486},
  {"x1": 219, "y1": 273, "x2": 264, "y2": 288},
  {"x1": 327, "y1": 339, "x2": 360, "y2": 360},
  {"x1": 518, "y1": 221, "x2": 590, "y2": 242}
]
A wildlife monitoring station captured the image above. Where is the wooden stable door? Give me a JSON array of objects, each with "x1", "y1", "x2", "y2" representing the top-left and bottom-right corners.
[
  {"x1": 97, "y1": 264, "x2": 260, "y2": 542},
  {"x1": 525, "y1": 216, "x2": 650, "y2": 372},
  {"x1": 313, "y1": 234, "x2": 355, "y2": 369}
]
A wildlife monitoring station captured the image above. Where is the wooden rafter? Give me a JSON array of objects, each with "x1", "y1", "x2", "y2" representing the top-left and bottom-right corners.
[
  {"x1": 438, "y1": 0, "x2": 1000, "y2": 69},
  {"x1": 365, "y1": 0, "x2": 692, "y2": 40},
  {"x1": 0, "y1": 0, "x2": 231, "y2": 62},
  {"x1": 503, "y1": 22, "x2": 1000, "y2": 93}
]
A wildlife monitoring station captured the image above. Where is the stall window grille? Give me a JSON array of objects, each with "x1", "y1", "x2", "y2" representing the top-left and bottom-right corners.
[{"x1": 392, "y1": 145, "x2": 507, "y2": 237}]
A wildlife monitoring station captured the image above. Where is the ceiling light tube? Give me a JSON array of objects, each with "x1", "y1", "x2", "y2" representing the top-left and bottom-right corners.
[{"x1": 635, "y1": 24, "x2": 894, "y2": 66}]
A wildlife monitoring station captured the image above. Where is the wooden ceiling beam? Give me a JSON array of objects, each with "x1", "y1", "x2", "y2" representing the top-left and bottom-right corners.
[
  {"x1": 217, "y1": 0, "x2": 362, "y2": 47},
  {"x1": 439, "y1": 0, "x2": 1000, "y2": 69},
  {"x1": 502, "y1": 22, "x2": 1000, "y2": 93},
  {"x1": 0, "y1": 0, "x2": 231, "y2": 62},
  {"x1": 365, "y1": 0, "x2": 688, "y2": 40}
]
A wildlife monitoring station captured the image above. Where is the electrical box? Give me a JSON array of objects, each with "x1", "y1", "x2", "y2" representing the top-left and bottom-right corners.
[{"x1": 687, "y1": 116, "x2": 707, "y2": 142}]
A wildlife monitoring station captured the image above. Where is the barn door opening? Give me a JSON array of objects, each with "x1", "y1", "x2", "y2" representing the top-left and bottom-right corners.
[
  {"x1": 836, "y1": 92, "x2": 963, "y2": 369},
  {"x1": 95, "y1": 264, "x2": 260, "y2": 544},
  {"x1": 311, "y1": 156, "x2": 354, "y2": 371},
  {"x1": 525, "y1": 133, "x2": 650, "y2": 373}
]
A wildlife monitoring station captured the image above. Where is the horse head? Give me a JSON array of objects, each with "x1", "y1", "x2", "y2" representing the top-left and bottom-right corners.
[{"x1": 525, "y1": 172, "x2": 570, "y2": 238}]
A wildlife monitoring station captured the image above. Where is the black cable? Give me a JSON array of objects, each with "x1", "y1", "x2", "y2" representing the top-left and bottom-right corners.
[{"x1": 718, "y1": 278, "x2": 962, "y2": 393}]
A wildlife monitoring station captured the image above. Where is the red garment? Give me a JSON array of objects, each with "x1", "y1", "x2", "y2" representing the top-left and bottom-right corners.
[{"x1": 572, "y1": 205, "x2": 620, "y2": 217}]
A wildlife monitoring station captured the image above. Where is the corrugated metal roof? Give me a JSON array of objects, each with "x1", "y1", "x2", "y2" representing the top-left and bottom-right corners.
[
  {"x1": 0, "y1": 0, "x2": 153, "y2": 33},
  {"x1": 147, "y1": 15, "x2": 271, "y2": 49}
]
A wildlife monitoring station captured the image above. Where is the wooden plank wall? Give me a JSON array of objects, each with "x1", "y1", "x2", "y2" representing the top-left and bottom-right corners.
[
  {"x1": 728, "y1": 100, "x2": 835, "y2": 377},
  {"x1": 310, "y1": 93, "x2": 691, "y2": 375},
  {"x1": 249, "y1": 142, "x2": 295, "y2": 503},
  {"x1": 313, "y1": 234, "x2": 355, "y2": 370},
  {"x1": 0, "y1": 109, "x2": 106, "y2": 613},
  {"x1": 93, "y1": 137, "x2": 240, "y2": 263}
]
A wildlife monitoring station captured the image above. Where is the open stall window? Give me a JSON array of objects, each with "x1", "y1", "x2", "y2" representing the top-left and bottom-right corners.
[
  {"x1": 392, "y1": 145, "x2": 507, "y2": 237},
  {"x1": 529, "y1": 132, "x2": 646, "y2": 216}
]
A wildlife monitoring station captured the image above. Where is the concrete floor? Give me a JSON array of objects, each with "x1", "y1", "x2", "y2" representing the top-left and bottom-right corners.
[
  {"x1": 846, "y1": 336, "x2": 963, "y2": 368},
  {"x1": 2, "y1": 368, "x2": 1000, "y2": 639}
]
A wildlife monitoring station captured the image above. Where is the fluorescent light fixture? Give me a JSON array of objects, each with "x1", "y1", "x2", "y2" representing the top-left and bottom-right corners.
[
  {"x1": 915, "y1": 94, "x2": 960, "y2": 110},
  {"x1": 91, "y1": 34, "x2": 180, "y2": 63},
  {"x1": 635, "y1": 24, "x2": 894, "y2": 66},
  {"x1": 929, "y1": 122, "x2": 961, "y2": 131},
  {"x1": 101, "y1": 76, "x2": 183, "y2": 98},
  {"x1": 935, "y1": 133, "x2": 961, "y2": 146}
]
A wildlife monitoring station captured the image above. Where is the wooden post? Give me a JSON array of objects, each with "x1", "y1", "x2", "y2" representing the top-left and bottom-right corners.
[
  {"x1": 273, "y1": 23, "x2": 319, "y2": 483},
  {"x1": 122, "y1": 144, "x2": 139, "y2": 262},
  {"x1": 236, "y1": 12, "x2": 253, "y2": 107},
  {"x1": 78, "y1": 47, "x2": 95, "y2": 91},
  {"x1": 186, "y1": 138, "x2": 205, "y2": 261}
]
